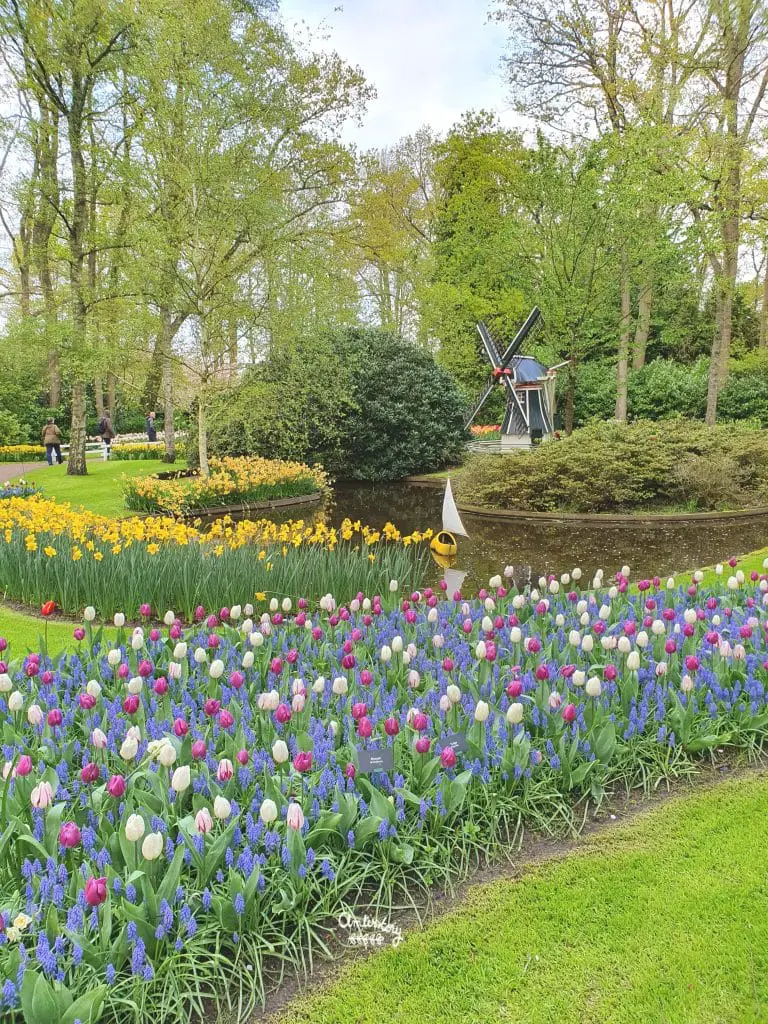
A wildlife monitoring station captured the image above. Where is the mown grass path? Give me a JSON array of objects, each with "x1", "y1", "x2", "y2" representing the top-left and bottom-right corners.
[{"x1": 272, "y1": 774, "x2": 768, "y2": 1024}]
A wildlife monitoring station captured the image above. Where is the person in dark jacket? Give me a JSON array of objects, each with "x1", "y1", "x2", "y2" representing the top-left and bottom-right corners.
[
  {"x1": 98, "y1": 414, "x2": 115, "y2": 460},
  {"x1": 41, "y1": 418, "x2": 63, "y2": 465},
  {"x1": 146, "y1": 411, "x2": 157, "y2": 442}
]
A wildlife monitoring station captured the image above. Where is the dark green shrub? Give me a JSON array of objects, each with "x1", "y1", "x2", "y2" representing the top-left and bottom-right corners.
[
  {"x1": 455, "y1": 419, "x2": 768, "y2": 513},
  {"x1": 200, "y1": 328, "x2": 468, "y2": 481},
  {"x1": 0, "y1": 410, "x2": 23, "y2": 445}
]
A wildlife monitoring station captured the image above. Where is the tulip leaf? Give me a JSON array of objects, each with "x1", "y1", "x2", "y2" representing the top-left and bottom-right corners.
[
  {"x1": 157, "y1": 845, "x2": 185, "y2": 905},
  {"x1": 594, "y1": 721, "x2": 616, "y2": 763},
  {"x1": 354, "y1": 814, "x2": 384, "y2": 849},
  {"x1": 21, "y1": 970, "x2": 58, "y2": 1024},
  {"x1": 59, "y1": 984, "x2": 108, "y2": 1024}
]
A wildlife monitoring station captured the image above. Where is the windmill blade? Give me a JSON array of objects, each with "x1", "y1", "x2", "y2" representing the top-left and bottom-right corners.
[
  {"x1": 500, "y1": 374, "x2": 529, "y2": 428},
  {"x1": 464, "y1": 379, "x2": 495, "y2": 428},
  {"x1": 476, "y1": 322, "x2": 503, "y2": 368},
  {"x1": 499, "y1": 307, "x2": 542, "y2": 370}
]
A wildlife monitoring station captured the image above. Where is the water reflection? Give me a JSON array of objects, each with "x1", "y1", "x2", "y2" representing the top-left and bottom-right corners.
[{"x1": 231, "y1": 481, "x2": 768, "y2": 590}]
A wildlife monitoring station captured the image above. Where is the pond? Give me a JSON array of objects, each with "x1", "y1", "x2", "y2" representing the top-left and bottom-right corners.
[{"x1": 257, "y1": 480, "x2": 768, "y2": 591}]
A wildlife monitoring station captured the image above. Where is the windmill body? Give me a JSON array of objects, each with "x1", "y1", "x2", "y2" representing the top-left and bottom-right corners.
[{"x1": 466, "y1": 308, "x2": 560, "y2": 450}]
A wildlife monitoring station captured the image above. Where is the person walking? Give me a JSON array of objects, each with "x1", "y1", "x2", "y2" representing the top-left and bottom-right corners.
[
  {"x1": 98, "y1": 413, "x2": 115, "y2": 460},
  {"x1": 146, "y1": 411, "x2": 157, "y2": 443},
  {"x1": 41, "y1": 418, "x2": 63, "y2": 466}
]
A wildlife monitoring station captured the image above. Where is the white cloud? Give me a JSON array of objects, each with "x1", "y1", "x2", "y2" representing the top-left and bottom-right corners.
[{"x1": 279, "y1": 0, "x2": 526, "y2": 148}]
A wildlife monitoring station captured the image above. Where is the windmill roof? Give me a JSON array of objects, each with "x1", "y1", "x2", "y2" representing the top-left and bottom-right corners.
[{"x1": 513, "y1": 356, "x2": 549, "y2": 382}]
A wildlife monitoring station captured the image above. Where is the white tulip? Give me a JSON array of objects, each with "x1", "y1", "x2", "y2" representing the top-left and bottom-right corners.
[
  {"x1": 585, "y1": 677, "x2": 602, "y2": 697},
  {"x1": 439, "y1": 694, "x2": 451, "y2": 712},
  {"x1": 651, "y1": 619, "x2": 665, "y2": 635},
  {"x1": 509, "y1": 627, "x2": 522, "y2": 644},
  {"x1": 598, "y1": 604, "x2": 611, "y2": 621},
  {"x1": 617, "y1": 636, "x2": 631, "y2": 654},
  {"x1": 474, "y1": 700, "x2": 490, "y2": 722},
  {"x1": 408, "y1": 670, "x2": 421, "y2": 688},
  {"x1": 715, "y1": 563, "x2": 723, "y2": 575},
  {"x1": 362, "y1": 597, "x2": 372, "y2": 611},
  {"x1": 214, "y1": 796, "x2": 232, "y2": 820},
  {"x1": 272, "y1": 739, "x2": 289, "y2": 763},
  {"x1": 209, "y1": 659, "x2": 224, "y2": 680},
  {"x1": 242, "y1": 651, "x2": 254, "y2": 669},
  {"x1": 681, "y1": 675, "x2": 694, "y2": 693},
  {"x1": 171, "y1": 765, "x2": 191, "y2": 792},
  {"x1": 580, "y1": 611, "x2": 590, "y2": 626},
  {"x1": 402, "y1": 651, "x2": 411, "y2": 666},
  {"x1": 576, "y1": 600, "x2": 587, "y2": 615},
  {"x1": 120, "y1": 736, "x2": 139, "y2": 761},
  {"x1": 125, "y1": 814, "x2": 145, "y2": 842},
  {"x1": 683, "y1": 609, "x2": 697, "y2": 625},
  {"x1": 489, "y1": 574, "x2": 502, "y2": 589},
  {"x1": 158, "y1": 743, "x2": 176, "y2": 768},
  {"x1": 230, "y1": 605, "x2": 242, "y2": 620},
  {"x1": 427, "y1": 607, "x2": 438, "y2": 624},
  {"x1": 241, "y1": 618, "x2": 254, "y2": 635},
  {"x1": 475, "y1": 640, "x2": 487, "y2": 660},
  {"x1": 173, "y1": 643, "x2": 187, "y2": 660},
  {"x1": 131, "y1": 634, "x2": 144, "y2": 652},
  {"x1": 736, "y1": 570, "x2": 745, "y2": 585},
  {"x1": 113, "y1": 613, "x2": 125, "y2": 628},
  {"x1": 332, "y1": 676, "x2": 348, "y2": 696},
  {"x1": 389, "y1": 579, "x2": 399, "y2": 593},
  {"x1": 572, "y1": 670, "x2": 586, "y2": 687},
  {"x1": 27, "y1": 704, "x2": 43, "y2": 726},
  {"x1": 107, "y1": 649, "x2": 121, "y2": 667},
  {"x1": 8, "y1": 691, "x2": 23, "y2": 713},
  {"x1": 636, "y1": 631, "x2": 649, "y2": 648},
  {"x1": 142, "y1": 832, "x2": 164, "y2": 860},
  {"x1": 127, "y1": 677, "x2": 143, "y2": 695},
  {"x1": 572, "y1": 567, "x2": 582, "y2": 581},
  {"x1": 259, "y1": 798, "x2": 278, "y2": 824},
  {"x1": 312, "y1": 676, "x2": 326, "y2": 694},
  {"x1": 329, "y1": 720, "x2": 339, "y2": 737},
  {"x1": 250, "y1": 631, "x2": 264, "y2": 647},
  {"x1": 86, "y1": 679, "x2": 101, "y2": 698},
  {"x1": 549, "y1": 580, "x2": 560, "y2": 595},
  {"x1": 380, "y1": 645, "x2": 392, "y2": 663},
  {"x1": 83, "y1": 606, "x2": 96, "y2": 622},
  {"x1": 693, "y1": 570, "x2": 703, "y2": 583},
  {"x1": 168, "y1": 662, "x2": 182, "y2": 680},
  {"x1": 92, "y1": 727, "x2": 108, "y2": 749},
  {"x1": 481, "y1": 616, "x2": 493, "y2": 633},
  {"x1": 530, "y1": 588, "x2": 540, "y2": 601},
  {"x1": 666, "y1": 577, "x2": 675, "y2": 589},
  {"x1": 484, "y1": 597, "x2": 496, "y2": 612},
  {"x1": 447, "y1": 684, "x2": 461, "y2": 704},
  {"x1": 391, "y1": 636, "x2": 403, "y2": 653},
  {"x1": 581, "y1": 635, "x2": 594, "y2": 653},
  {"x1": 506, "y1": 702, "x2": 523, "y2": 724},
  {"x1": 560, "y1": 573, "x2": 571, "y2": 585},
  {"x1": 512, "y1": 594, "x2": 526, "y2": 610},
  {"x1": 627, "y1": 651, "x2": 640, "y2": 671},
  {"x1": 193, "y1": 647, "x2": 207, "y2": 664}
]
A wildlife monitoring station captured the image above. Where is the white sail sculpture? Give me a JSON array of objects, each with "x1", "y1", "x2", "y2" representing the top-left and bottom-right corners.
[{"x1": 441, "y1": 478, "x2": 469, "y2": 538}]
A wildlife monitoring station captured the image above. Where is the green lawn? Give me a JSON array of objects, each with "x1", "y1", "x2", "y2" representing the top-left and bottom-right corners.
[
  {"x1": 275, "y1": 774, "x2": 768, "y2": 1024},
  {"x1": 10, "y1": 458, "x2": 183, "y2": 517},
  {"x1": 0, "y1": 603, "x2": 93, "y2": 655}
]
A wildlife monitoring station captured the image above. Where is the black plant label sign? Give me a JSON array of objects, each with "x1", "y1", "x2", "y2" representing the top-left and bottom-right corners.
[
  {"x1": 357, "y1": 747, "x2": 395, "y2": 773},
  {"x1": 442, "y1": 732, "x2": 468, "y2": 753}
]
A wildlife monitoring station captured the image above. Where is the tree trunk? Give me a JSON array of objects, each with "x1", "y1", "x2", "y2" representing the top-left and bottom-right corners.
[
  {"x1": 66, "y1": 80, "x2": 89, "y2": 476},
  {"x1": 34, "y1": 101, "x2": 60, "y2": 408},
  {"x1": 160, "y1": 309, "x2": 176, "y2": 463},
  {"x1": 197, "y1": 380, "x2": 209, "y2": 478},
  {"x1": 94, "y1": 376, "x2": 105, "y2": 419},
  {"x1": 632, "y1": 279, "x2": 653, "y2": 369},
  {"x1": 106, "y1": 373, "x2": 116, "y2": 420},
  {"x1": 47, "y1": 350, "x2": 61, "y2": 408},
  {"x1": 614, "y1": 254, "x2": 632, "y2": 421},
  {"x1": 68, "y1": 381, "x2": 88, "y2": 475},
  {"x1": 564, "y1": 361, "x2": 575, "y2": 435},
  {"x1": 759, "y1": 257, "x2": 768, "y2": 349}
]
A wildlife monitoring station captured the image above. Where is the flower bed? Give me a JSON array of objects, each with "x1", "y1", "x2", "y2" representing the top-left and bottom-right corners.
[
  {"x1": 0, "y1": 445, "x2": 45, "y2": 463},
  {"x1": 1, "y1": 565, "x2": 768, "y2": 1021},
  {"x1": 111, "y1": 443, "x2": 186, "y2": 462},
  {"x1": 0, "y1": 483, "x2": 38, "y2": 500},
  {"x1": 123, "y1": 456, "x2": 328, "y2": 515},
  {"x1": 0, "y1": 496, "x2": 430, "y2": 615},
  {"x1": 469, "y1": 424, "x2": 501, "y2": 436}
]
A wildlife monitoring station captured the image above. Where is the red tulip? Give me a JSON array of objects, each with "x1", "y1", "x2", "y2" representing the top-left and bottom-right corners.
[{"x1": 41, "y1": 601, "x2": 56, "y2": 618}]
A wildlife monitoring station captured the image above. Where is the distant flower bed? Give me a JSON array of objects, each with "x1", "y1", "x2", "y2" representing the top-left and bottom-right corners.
[
  {"x1": 470, "y1": 424, "x2": 501, "y2": 436},
  {"x1": 0, "y1": 482, "x2": 38, "y2": 500},
  {"x1": 0, "y1": 445, "x2": 45, "y2": 463},
  {"x1": 112, "y1": 442, "x2": 187, "y2": 462},
  {"x1": 123, "y1": 456, "x2": 329, "y2": 515},
  {"x1": 0, "y1": 495, "x2": 430, "y2": 615}
]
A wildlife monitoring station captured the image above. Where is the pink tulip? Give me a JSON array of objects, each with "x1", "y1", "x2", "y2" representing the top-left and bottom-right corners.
[
  {"x1": 138, "y1": 660, "x2": 153, "y2": 678},
  {"x1": 81, "y1": 762, "x2": 99, "y2": 784},
  {"x1": 117, "y1": 664, "x2": 129, "y2": 679},
  {"x1": 345, "y1": 762, "x2": 356, "y2": 779},
  {"x1": 195, "y1": 808, "x2": 213, "y2": 834},
  {"x1": 275, "y1": 703, "x2": 292, "y2": 725},
  {"x1": 153, "y1": 677, "x2": 168, "y2": 695},
  {"x1": 203, "y1": 699, "x2": 220, "y2": 717},
  {"x1": 357, "y1": 716, "x2": 373, "y2": 738},
  {"x1": 270, "y1": 658, "x2": 283, "y2": 675},
  {"x1": 106, "y1": 775, "x2": 126, "y2": 799},
  {"x1": 351, "y1": 702, "x2": 367, "y2": 721},
  {"x1": 562, "y1": 703, "x2": 577, "y2": 723},
  {"x1": 216, "y1": 758, "x2": 234, "y2": 782},
  {"x1": 293, "y1": 751, "x2": 313, "y2": 773},
  {"x1": 415, "y1": 736, "x2": 431, "y2": 755},
  {"x1": 173, "y1": 718, "x2": 188, "y2": 737},
  {"x1": 236, "y1": 749, "x2": 249, "y2": 765},
  {"x1": 140, "y1": 603, "x2": 152, "y2": 618},
  {"x1": 191, "y1": 740, "x2": 207, "y2": 760},
  {"x1": 412, "y1": 712, "x2": 428, "y2": 733},
  {"x1": 59, "y1": 822, "x2": 81, "y2": 848},
  {"x1": 47, "y1": 709, "x2": 62, "y2": 727},
  {"x1": 73, "y1": 628, "x2": 85, "y2": 642},
  {"x1": 360, "y1": 670, "x2": 374, "y2": 687},
  {"x1": 123, "y1": 694, "x2": 140, "y2": 715},
  {"x1": 16, "y1": 755, "x2": 32, "y2": 777},
  {"x1": 84, "y1": 876, "x2": 107, "y2": 907},
  {"x1": 229, "y1": 671, "x2": 244, "y2": 689},
  {"x1": 384, "y1": 717, "x2": 400, "y2": 737},
  {"x1": 440, "y1": 746, "x2": 456, "y2": 769},
  {"x1": 286, "y1": 802, "x2": 305, "y2": 830},
  {"x1": 79, "y1": 693, "x2": 96, "y2": 710},
  {"x1": 31, "y1": 781, "x2": 54, "y2": 808}
]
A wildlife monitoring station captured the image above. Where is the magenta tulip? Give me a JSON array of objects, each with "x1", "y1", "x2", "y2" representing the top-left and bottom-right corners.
[{"x1": 84, "y1": 876, "x2": 107, "y2": 907}]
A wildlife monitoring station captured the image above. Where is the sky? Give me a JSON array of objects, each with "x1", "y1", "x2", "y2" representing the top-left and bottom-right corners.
[{"x1": 279, "y1": 0, "x2": 527, "y2": 149}]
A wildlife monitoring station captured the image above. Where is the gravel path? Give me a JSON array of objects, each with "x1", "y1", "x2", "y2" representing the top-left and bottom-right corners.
[{"x1": 0, "y1": 461, "x2": 48, "y2": 484}]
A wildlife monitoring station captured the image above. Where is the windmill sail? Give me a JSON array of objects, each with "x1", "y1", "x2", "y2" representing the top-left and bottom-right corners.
[{"x1": 442, "y1": 479, "x2": 469, "y2": 538}]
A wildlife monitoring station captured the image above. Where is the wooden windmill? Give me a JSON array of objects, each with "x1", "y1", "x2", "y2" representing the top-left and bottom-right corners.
[{"x1": 466, "y1": 307, "x2": 561, "y2": 449}]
